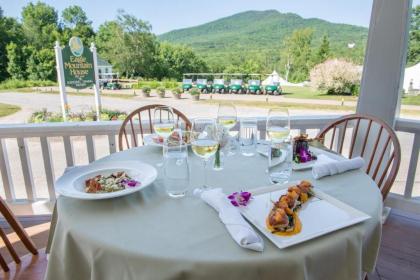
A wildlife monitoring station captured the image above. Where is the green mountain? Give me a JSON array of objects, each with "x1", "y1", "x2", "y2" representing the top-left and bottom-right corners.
[{"x1": 159, "y1": 10, "x2": 368, "y2": 70}]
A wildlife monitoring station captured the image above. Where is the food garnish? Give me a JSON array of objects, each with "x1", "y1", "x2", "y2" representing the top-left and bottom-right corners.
[
  {"x1": 85, "y1": 171, "x2": 140, "y2": 193},
  {"x1": 227, "y1": 191, "x2": 252, "y2": 207},
  {"x1": 293, "y1": 134, "x2": 317, "y2": 164},
  {"x1": 266, "y1": 180, "x2": 314, "y2": 236}
]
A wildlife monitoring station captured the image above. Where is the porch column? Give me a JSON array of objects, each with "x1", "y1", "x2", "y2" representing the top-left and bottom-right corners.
[{"x1": 357, "y1": 0, "x2": 412, "y2": 125}]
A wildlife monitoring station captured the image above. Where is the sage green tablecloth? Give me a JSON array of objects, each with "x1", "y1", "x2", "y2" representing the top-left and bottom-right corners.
[{"x1": 45, "y1": 146, "x2": 382, "y2": 280}]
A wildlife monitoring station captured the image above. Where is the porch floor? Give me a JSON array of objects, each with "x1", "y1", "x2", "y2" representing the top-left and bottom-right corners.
[{"x1": 0, "y1": 209, "x2": 419, "y2": 280}]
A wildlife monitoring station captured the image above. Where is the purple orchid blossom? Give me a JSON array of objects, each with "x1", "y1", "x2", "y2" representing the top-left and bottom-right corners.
[
  {"x1": 227, "y1": 191, "x2": 252, "y2": 207},
  {"x1": 299, "y1": 148, "x2": 312, "y2": 163},
  {"x1": 122, "y1": 179, "x2": 140, "y2": 187}
]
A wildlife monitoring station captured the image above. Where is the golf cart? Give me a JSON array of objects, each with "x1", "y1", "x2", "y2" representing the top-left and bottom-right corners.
[
  {"x1": 228, "y1": 74, "x2": 244, "y2": 94},
  {"x1": 212, "y1": 77, "x2": 226, "y2": 94},
  {"x1": 196, "y1": 79, "x2": 209, "y2": 93},
  {"x1": 246, "y1": 74, "x2": 263, "y2": 94},
  {"x1": 182, "y1": 75, "x2": 193, "y2": 92},
  {"x1": 263, "y1": 73, "x2": 282, "y2": 95},
  {"x1": 105, "y1": 79, "x2": 122, "y2": 90}
]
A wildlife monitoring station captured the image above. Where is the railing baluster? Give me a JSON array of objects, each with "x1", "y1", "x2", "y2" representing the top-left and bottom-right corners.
[
  {"x1": 404, "y1": 133, "x2": 420, "y2": 199},
  {"x1": 17, "y1": 138, "x2": 36, "y2": 201},
  {"x1": 108, "y1": 134, "x2": 116, "y2": 154},
  {"x1": 0, "y1": 139, "x2": 15, "y2": 201},
  {"x1": 63, "y1": 136, "x2": 74, "y2": 167},
  {"x1": 86, "y1": 135, "x2": 95, "y2": 163},
  {"x1": 40, "y1": 137, "x2": 56, "y2": 201}
]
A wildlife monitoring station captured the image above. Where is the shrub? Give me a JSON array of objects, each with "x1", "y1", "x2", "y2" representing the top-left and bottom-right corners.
[
  {"x1": 172, "y1": 87, "x2": 182, "y2": 94},
  {"x1": 0, "y1": 79, "x2": 56, "y2": 90},
  {"x1": 149, "y1": 81, "x2": 160, "y2": 89},
  {"x1": 189, "y1": 88, "x2": 200, "y2": 95},
  {"x1": 310, "y1": 59, "x2": 362, "y2": 95},
  {"x1": 28, "y1": 108, "x2": 127, "y2": 123},
  {"x1": 142, "y1": 86, "x2": 151, "y2": 94},
  {"x1": 162, "y1": 79, "x2": 178, "y2": 89},
  {"x1": 157, "y1": 86, "x2": 166, "y2": 94}
]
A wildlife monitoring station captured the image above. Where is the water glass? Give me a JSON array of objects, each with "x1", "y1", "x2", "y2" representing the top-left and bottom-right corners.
[
  {"x1": 163, "y1": 142, "x2": 189, "y2": 198},
  {"x1": 268, "y1": 139, "x2": 292, "y2": 184},
  {"x1": 240, "y1": 118, "x2": 258, "y2": 156}
]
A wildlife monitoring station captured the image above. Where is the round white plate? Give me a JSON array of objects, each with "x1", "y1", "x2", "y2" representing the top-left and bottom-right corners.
[
  {"x1": 55, "y1": 161, "x2": 157, "y2": 200},
  {"x1": 144, "y1": 134, "x2": 164, "y2": 147}
]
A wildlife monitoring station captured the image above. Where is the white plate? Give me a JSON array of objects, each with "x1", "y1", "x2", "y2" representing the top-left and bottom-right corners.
[
  {"x1": 144, "y1": 134, "x2": 164, "y2": 147},
  {"x1": 240, "y1": 182, "x2": 370, "y2": 249},
  {"x1": 54, "y1": 161, "x2": 157, "y2": 200}
]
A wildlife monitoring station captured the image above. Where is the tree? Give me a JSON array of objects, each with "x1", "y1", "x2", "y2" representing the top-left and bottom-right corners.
[
  {"x1": 408, "y1": 5, "x2": 420, "y2": 65},
  {"x1": 310, "y1": 59, "x2": 361, "y2": 95},
  {"x1": 154, "y1": 43, "x2": 207, "y2": 80},
  {"x1": 96, "y1": 10, "x2": 158, "y2": 78},
  {"x1": 314, "y1": 35, "x2": 330, "y2": 65},
  {"x1": 27, "y1": 48, "x2": 56, "y2": 80},
  {"x1": 62, "y1": 5, "x2": 91, "y2": 28},
  {"x1": 281, "y1": 28, "x2": 314, "y2": 83},
  {"x1": 60, "y1": 5, "x2": 94, "y2": 45},
  {"x1": 21, "y1": 2, "x2": 59, "y2": 48},
  {"x1": 6, "y1": 42, "x2": 29, "y2": 80}
]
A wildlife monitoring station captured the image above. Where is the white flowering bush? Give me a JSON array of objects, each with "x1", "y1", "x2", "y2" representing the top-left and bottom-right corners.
[{"x1": 310, "y1": 59, "x2": 362, "y2": 95}]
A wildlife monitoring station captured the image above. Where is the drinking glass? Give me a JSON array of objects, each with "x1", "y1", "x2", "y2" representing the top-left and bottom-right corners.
[
  {"x1": 153, "y1": 106, "x2": 175, "y2": 166},
  {"x1": 217, "y1": 103, "x2": 238, "y2": 156},
  {"x1": 163, "y1": 135, "x2": 189, "y2": 198},
  {"x1": 239, "y1": 117, "x2": 258, "y2": 156},
  {"x1": 266, "y1": 108, "x2": 292, "y2": 184},
  {"x1": 191, "y1": 118, "x2": 218, "y2": 190}
]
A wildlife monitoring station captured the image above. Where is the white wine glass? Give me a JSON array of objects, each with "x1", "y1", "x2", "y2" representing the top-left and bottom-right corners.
[
  {"x1": 153, "y1": 106, "x2": 175, "y2": 166},
  {"x1": 191, "y1": 118, "x2": 219, "y2": 190},
  {"x1": 266, "y1": 108, "x2": 292, "y2": 185},
  {"x1": 217, "y1": 103, "x2": 237, "y2": 156}
]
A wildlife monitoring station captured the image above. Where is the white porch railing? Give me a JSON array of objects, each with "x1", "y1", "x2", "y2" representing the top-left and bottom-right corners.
[{"x1": 0, "y1": 116, "x2": 419, "y2": 214}]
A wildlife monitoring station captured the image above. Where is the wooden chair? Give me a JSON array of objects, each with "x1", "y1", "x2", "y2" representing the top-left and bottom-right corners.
[
  {"x1": 316, "y1": 114, "x2": 401, "y2": 200},
  {"x1": 118, "y1": 104, "x2": 192, "y2": 151},
  {"x1": 0, "y1": 197, "x2": 39, "y2": 273}
]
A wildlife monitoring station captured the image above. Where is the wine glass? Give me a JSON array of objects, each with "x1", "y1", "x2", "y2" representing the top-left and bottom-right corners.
[
  {"x1": 191, "y1": 118, "x2": 219, "y2": 190},
  {"x1": 217, "y1": 103, "x2": 237, "y2": 156},
  {"x1": 266, "y1": 108, "x2": 292, "y2": 184},
  {"x1": 153, "y1": 106, "x2": 175, "y2": 166}
]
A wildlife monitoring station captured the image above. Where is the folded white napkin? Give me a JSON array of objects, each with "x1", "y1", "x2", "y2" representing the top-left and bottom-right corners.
[
  {"x1": 194, "y1": 188, "x2": 264, "y2": 252},
  {"x1": 312, "y1": 154, "x2": 365, "y2": 179}
]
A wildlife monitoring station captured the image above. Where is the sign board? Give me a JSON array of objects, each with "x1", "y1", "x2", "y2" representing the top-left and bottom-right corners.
[{"x1": 62, "y1": 37, "x2": 95, "y2": 89}]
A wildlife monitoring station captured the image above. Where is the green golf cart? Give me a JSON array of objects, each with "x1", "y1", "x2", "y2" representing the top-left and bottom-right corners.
[
  {"x1": 212, "y1": 78, "x2": 226, "y2": 94},
  {"x1": 182, "y1": 78, "x2": 193, "y2": 92},
  {"x1": 196, "y1": 79, "x2": 209, "y2": 93},
  {"x1": 264, "y1": 73, "x2": 282, "y2": 95},
  {"x1": 229, "y1": 78, "x2": 244, "y2": 94},
  {"x1": 246, "y1": 74, "x2": 262, "y2": 94},
  {"x1": 105, "y1": 80, "x2": 122, "y2": 90}
]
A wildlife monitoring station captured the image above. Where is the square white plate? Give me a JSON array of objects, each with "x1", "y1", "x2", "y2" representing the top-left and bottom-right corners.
[{"x1": 240, "y1": 183, "x2": 370, "y2": 249}]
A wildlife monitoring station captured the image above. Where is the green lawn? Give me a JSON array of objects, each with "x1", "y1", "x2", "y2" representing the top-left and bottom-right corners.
[
  {"x1": 281, "y1": 86, "x2": 358, "y2": 101},
  {"x1": 0, "y1": 103, "x2": 21, "y2": 117},
  {"x1": 401, "y1": 95, "x2": 420, "y2": 106}
]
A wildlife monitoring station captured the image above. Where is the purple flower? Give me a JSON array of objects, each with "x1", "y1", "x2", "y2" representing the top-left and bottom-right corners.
[
  {"x1": 299, "y1": 148, "x2": 311, "y2": 163},
  {"x1": 227, "y1": 191, "x2": 252, "y2": 207},
  {"x1": 122, "y1": 179, "x2": 139, "y2": 187}
]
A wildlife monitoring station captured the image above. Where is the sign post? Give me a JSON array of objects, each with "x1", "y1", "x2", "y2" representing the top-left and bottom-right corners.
[
  {"x1": 54, "y1": 41, "x2": 69, "y2": 121},
  {"x1": 90, "y1": 43, "x2": 102, "y2": 120},
  {"x1": 55, "y1": 37, "x2": 101, "y2": 121}
]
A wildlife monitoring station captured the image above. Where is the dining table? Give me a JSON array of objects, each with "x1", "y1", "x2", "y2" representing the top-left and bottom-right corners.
[{"x1": 45, "y1": 144, "x2": 382, "y2": 280}]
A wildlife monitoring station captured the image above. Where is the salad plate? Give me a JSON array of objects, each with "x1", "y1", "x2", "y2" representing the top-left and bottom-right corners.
[{"x1": 55, "y1": 161, "x2": 157, "y2": 200}]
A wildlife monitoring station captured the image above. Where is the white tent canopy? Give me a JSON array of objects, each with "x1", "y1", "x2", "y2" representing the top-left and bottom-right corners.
[
  {"x1": 403, "y1": 63, "x2": 420, "y2": 93},
  {"x1": 262, "y1": 70, "x2": 304, "y2": 87}
]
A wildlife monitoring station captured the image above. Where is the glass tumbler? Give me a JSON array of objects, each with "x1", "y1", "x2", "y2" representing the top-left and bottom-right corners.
[
  {"x1": 240, "y1": 118, "x2": 258, "y2": 156},
  {"x1": 163, "y1": 140, "x2": 190, "y2": 198}
]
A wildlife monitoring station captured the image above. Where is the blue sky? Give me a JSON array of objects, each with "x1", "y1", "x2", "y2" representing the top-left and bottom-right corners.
[{"x1": 1, "y1": 0, "x2": 419, "y2": 34}]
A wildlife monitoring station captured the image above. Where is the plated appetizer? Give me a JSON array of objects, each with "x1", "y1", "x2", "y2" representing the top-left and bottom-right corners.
[
  {"x1": 152, "y1": 131, "x2": 191, "y2": 145},
  {"x1": 85, "y1": 171, "x2": 140, "y2": 193},
  {"x1": 266, "y1": 180, "x2": 314, "y2": 236},
  {"x1": 293, "y1": 134, "x2": 317, "y2": 164}
]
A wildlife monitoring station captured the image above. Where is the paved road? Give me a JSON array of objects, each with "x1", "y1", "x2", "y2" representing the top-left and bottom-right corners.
[{"x1": 0, "y1": 91, "x2": 351, "y2": 124}]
